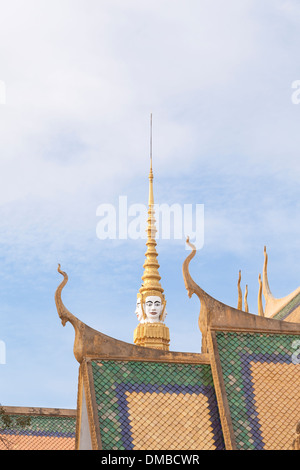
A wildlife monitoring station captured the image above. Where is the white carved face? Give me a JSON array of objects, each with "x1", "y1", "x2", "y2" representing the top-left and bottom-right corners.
[
  {"x1": 144, "y1": 295, "x2": 163, "y2": 323},
  {"x1": 135, "y1": 299, "x2": 144, "y2": 323}
]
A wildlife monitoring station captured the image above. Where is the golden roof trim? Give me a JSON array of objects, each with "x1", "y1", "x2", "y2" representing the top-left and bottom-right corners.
[
  {"x1": 1, "y1": 406, "x2": 76, "y2": 418},
  {"x1": 55, "y1": 264, "x2": 208, "y2": 364},
  {"x1": 183, "y1": 238, "x2": 300, "y2": 352}
]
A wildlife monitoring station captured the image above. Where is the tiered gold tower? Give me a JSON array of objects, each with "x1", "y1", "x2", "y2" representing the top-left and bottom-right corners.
[{"x1": 133, "y1": 118, "x2": 170, "y2": 351}]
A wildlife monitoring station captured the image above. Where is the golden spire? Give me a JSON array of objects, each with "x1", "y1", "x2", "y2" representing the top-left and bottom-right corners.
[
  {"x1": 139, "y1": 114, "x2": 165, "y2": 300},
  {"x1": 134, "y1": 115, "x2": 169, "y2": 351}
]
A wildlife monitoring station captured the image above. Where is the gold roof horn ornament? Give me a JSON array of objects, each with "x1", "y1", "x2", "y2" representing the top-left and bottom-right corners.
[
  {"x1": 258, "y1": 273, "x2": 264, "y2": 317},
  {"x1": 244, "y1": 284, "x2": 249, "y2": 313},
  {"x1": 263, "y1": 245, "x2": 300, "y2": 319},
  {"x1": 237, "y1": 271, "x2": 243, "y2": 310},
  {"x1": 238, "y1": 271, "x2": 249, "y2": 312},
  {"x1": 182, "y1": 237, "x2": 299, "y2": 353},
  {"x1": 263, "y1": 246, "x2": 274, "y2": 306}
]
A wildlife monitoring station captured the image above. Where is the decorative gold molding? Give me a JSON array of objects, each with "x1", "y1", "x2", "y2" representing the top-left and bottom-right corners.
[
  {"x1": 1, "y1": 406, "x2": 76, "y2": 418},
  {"x1": 79, "y1": 360, "x2": 102, "y2": 450},
  {"x1": 86, "y1": 361, "x2": 102, "y2": 450},
  {"x1": 84, "y1": 353, "x2": 210, "y2": 365},
  {"x1": 207, "y1": 330, "x2": 237, "y2": 450},
  {"x1": 134, "y1": 323, "x2": 170, "y2": 350},
  {"x1": 75, "y1": 365, "x2": 83, "y2": 450}
]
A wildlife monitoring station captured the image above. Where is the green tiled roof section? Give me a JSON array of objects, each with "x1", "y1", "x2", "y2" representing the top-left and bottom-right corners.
[
  {"x1": 91, "y1": 360, "x2": 222, "y2": 450},
  {"x1": 0, "y1": 414, "x2": 76, "y2": 437},
  {"x1": 215, "y1": 331, "x2": 300, "y2": 450},
  {"x1": 273, "y1": 292, "x2": 300, "y2": 320}
]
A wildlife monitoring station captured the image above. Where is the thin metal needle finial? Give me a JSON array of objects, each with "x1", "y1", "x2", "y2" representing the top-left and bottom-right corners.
[{"x1": 150, "y1": 113, "x2": 153, "y2": 170}]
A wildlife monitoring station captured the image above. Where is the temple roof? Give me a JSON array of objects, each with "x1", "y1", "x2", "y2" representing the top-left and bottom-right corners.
[
  {"x1": 55, "y1": 239, "x2": 300, "y2": 450},
  {"x1": 80, "y1": 357, "x2": 224, "y2": 450},
  {"x1": 0, "y1": 407, "x2": 76, "y2": 450}
]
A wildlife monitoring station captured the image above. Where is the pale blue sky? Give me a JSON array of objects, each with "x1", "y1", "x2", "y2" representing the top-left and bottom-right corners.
[{"x1": 0, "y1": 0, "x2": 300, "y2": 409}]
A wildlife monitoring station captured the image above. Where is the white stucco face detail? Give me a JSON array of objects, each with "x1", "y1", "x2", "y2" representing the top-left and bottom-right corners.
[
  {"x1": 144, "y1": 295, "x2": 163, "y2": 323},
  {"x1": 135, "y1": 299, "x2": 144, "y2": 323}
]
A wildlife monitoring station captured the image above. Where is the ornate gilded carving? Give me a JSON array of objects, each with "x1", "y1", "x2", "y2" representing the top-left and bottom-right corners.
[
  {"x1": 134, "y1": 323, "x2": 170, "y2": 350},
  {"x1": 133, "y1": 127, "x2": 170, "y2": 350},
  {"x1": 138, "y1": 155, "x2": 167, "y2": 323},
  {"x1": 207, "y1": 331, "x2": 237, "y2": 450}
]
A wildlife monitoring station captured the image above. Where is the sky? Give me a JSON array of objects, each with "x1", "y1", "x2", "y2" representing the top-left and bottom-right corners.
[{"x1": 0, "y1": 0, "x2": 300, "y2": 409}]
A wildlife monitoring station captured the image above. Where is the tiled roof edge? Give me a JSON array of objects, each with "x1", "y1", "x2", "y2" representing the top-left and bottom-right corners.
[{"x1": 1, "y1": 406, "x2": 77, "y2": 418}]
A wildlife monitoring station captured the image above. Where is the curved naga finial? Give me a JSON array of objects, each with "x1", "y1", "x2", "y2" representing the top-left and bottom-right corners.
[
  {"x1": 263, "y1": 246, "x2": 274, "y2": 301},
  {"x1": 262, "y1": 246, "x2": 300, "y2": 319},
  {"x1": 183, "y1": 237, "x2": 212, "y2": 303},
  {"x1": 55, "y1": 264, "x2": 80, "y2": 328},
  {"x1": 182, "y1": 237, "x2": 228, "y2": 352},
  {"x1": 183, "y1": 241, "x2": 300, "y2": 352},
  {"x1": 55, "y1": 264, "x2": 87, "y2": 361},
  {"x1": 244, "y1": 284, "x2": 249, "y2": 313},
  {"x1": 237, "y1": 271, "x2": 243, "y2": 310},
  {"x1": 258, "y1": 273, "x2": 264, "y2": 317}
]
